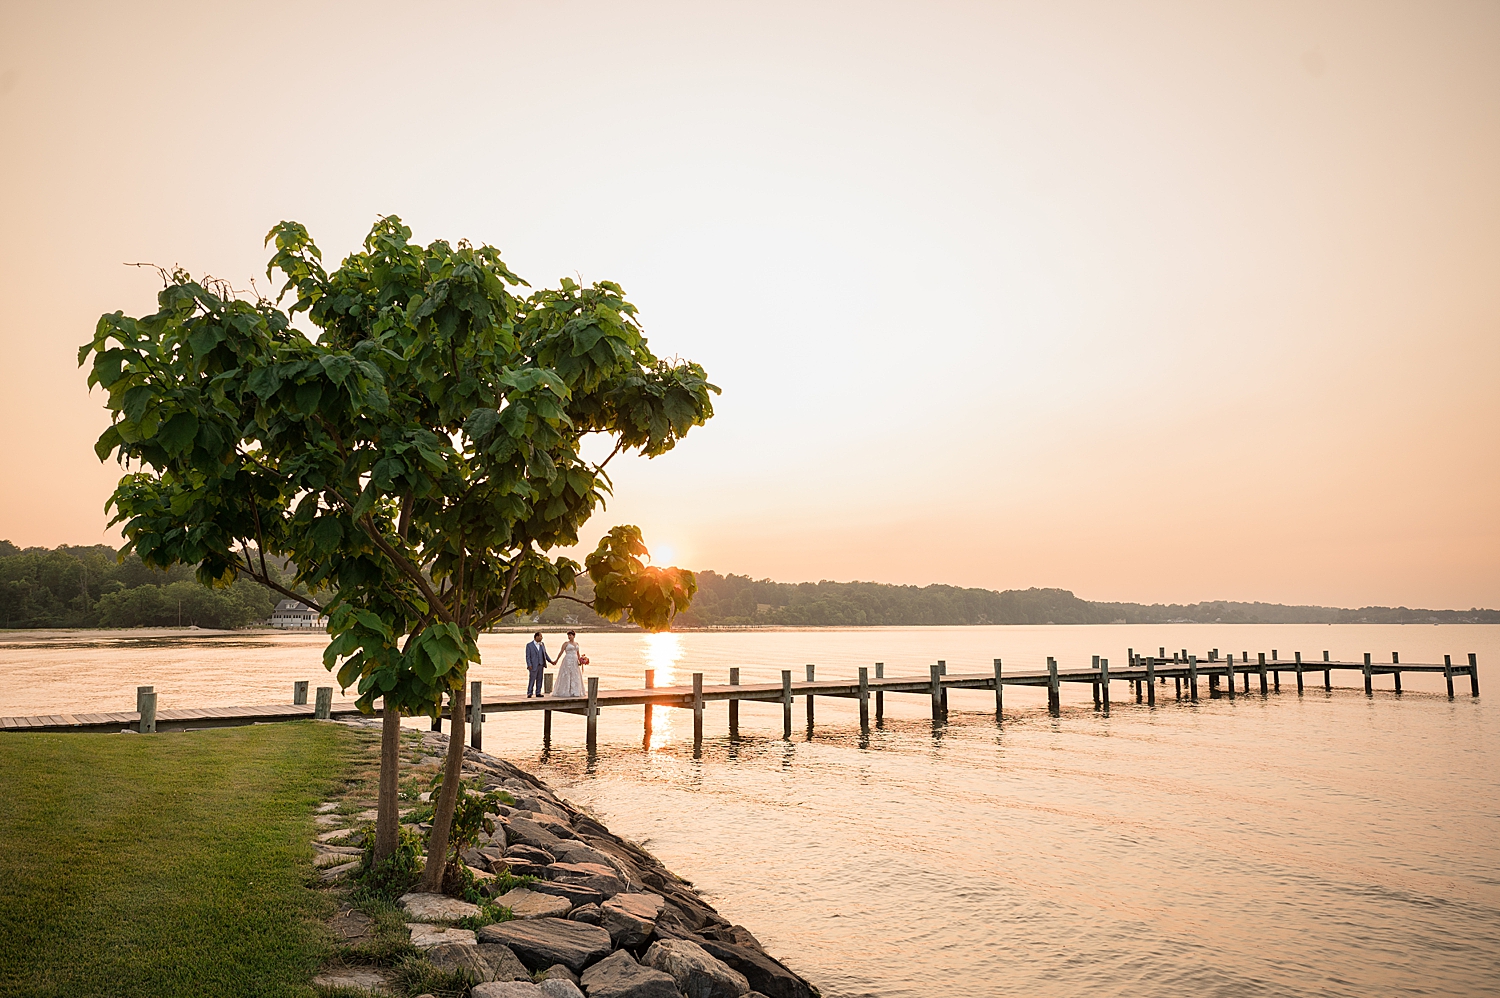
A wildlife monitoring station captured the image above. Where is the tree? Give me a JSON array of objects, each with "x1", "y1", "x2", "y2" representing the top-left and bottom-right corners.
[{"x1": 82, "y1": 216, "x2": 716, "y2": 886}]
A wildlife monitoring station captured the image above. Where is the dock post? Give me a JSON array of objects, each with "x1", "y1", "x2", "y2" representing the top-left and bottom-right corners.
[
  {"x1": 293, "y1": 681, "x2": 308, "y2": 705},
  {"x1": 858, "y1": 667, "x2": 870, "y2": 731},
  {"x1": 1443, "y1": 655, "x2": 1454, "y2": 697},
  {"x1": 1295, "y1": 652, "x2": 1304, "y2": 694},
  {"x1": 1124, "y1": 650, "x2": 1133, "y2": 708},
  {"x1": 875, "y1": 663, "x2": 884, "y2": 725},
  {"x1": 1226, "y1": 653, "x2": 1235, "y2": 699},
  {"x1": 543, "y1": 673, "x2": 554, "y2": 745},
  {"x1": 1047, "y1": 657, "x2": 1060, "y2": 716},
  {"x1": 1392, "y1": 652, "x2": 1401, "y2": 694},
  {"x1": 1258, "y1": 653, "x2": 1268, "y2": 695},
  {"x1": 1272, "y1": 650, "x2": 1280, "y2": 690},
  {"x1": 994, "y1": 659, "x2": 1003, "y2": 718},
  {"x1": 1469, "y1": 653, "x2": 1480, "y2": 696},
  {"x1": 728, "y1": 668, "x2": 740, "y2": 740},
  {"x1": 692, "y1": 673, "x2": 704, "y2": 758},
  {"x1": 136, "y1": 685, "x2": 154, "y2": 713},
  {"x1": 585, "y1": 677, "x2": 599, "y2": 752},
  {"x1": 938, "y1": 660, "x2": 949, "y2": 713},
  {"x1": 806, "y1": 664, "x2": 816, "y2": 728},
  {"x1": 138, "y1": 690, "x2": 157, "y2": 734},
  {"x1": 1363, "y1": 653, "x2": 1373, "y2": 695},
  {"x1": 643, "y1": 669, "x2": 654, "y2": 745},
  {"x1": 1188, "y1": 655, "x2": 1198, "y2": 701},
  {"x1": 1146, "y1": 655, "x2": 1156, "y2": 706},
  {"x1": 314, "y1": 686, "x2": 332, "y2": 720},
  {"x1": 781, "y1": 671, "x2": 793, "y2": 739},
  {"x1": 470, "y1": 680, "x2": 483, "y2": 750},
  {"x1": 1173, "y1": 673, "x2": 1181, "y2": 699},
  {"x1": 1092, "y1": 655, "x2": 1101, "y2": 709},
  {"x1": 1323, "y1": 650, "x2": 1331, "y2": 690},
  {"x1": 930, "y1": 664, "x2": 944, "y2": 722},
  {"x1": 1100, "y1": 657, "x2": 1110, "y2": 712}
]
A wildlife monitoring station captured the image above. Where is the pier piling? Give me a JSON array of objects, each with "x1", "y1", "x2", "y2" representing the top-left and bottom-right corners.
[
  {"x1": 1047, "y1": 657, "x2": 1060, "y2": 716},
  {"x1": 994, "y1": 659, "x2": 1003, "y2": 718},
  {"x1": 315, "y1": 686, "x2": 332, "y2": 720},
  {"x1": 293, "y1": 681, "x2": 308, "y2": 705},
  {"x1": 875, "y1": 663, "x2": 884, "y2": 725},
  {"x1": 806, "y1": 664, "x2": 816, "y2": 728},
  {"x1": 728, "y1": 668, "x2": 739, "y2": 740},
  {"x1": 1364, "y1": 653, "x2": 1373, "y2": 696},
  {"x1": 470, "y1": 680, "x2": 483, "y2": 750},
  {"x1": 781, "y1": 671, "x2": 792, "y2": 739},
  {"x1": 1444, "y1": 655, "x2": 1454, "y2": 697},
  {"x1": 586, "y1": 677, "x2": 599, "y2": 752},
  {"x1": 1470, "y1": 653, "x2": 1480, "y2": 696},
  {"x1": 138, "y1": 690, "x2": 157, "y2": 734},
  {"x1": 858, "y1": 667, "x2": 870, "y2": 731},
  {"x1": 692, "y1": 673, "x2": 704, "y2": 757}
]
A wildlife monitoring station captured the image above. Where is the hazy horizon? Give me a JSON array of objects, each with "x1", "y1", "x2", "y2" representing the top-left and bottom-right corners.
[{"x1": 2, "y1": 1, "x2": 1496, "y2": 610}]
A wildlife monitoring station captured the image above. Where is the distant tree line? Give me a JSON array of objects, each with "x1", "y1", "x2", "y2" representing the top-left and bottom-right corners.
[
  {"x1": 667, "y1": 572, "x2": 1500, "y2": 628},
  {"x1": 4, "y1": 543, "x2": 1495, "y2": 630},
  {"x1": 0, "y1": 540, "x2": 280, "y2": 629}
]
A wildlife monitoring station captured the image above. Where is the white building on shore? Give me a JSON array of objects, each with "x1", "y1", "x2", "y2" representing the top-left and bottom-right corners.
[{"x1": 270, "y1": 599, "x2": 326, "y2": 629}]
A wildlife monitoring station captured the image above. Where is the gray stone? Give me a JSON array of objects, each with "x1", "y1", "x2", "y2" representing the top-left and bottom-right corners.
[
  {"x1": 552, "y1": 840, "x2": 615, "y2": 869},
  {"x1": 693, "y1": 938, "x2": 813, "y2": 998},
  {"x1": 400, "y1": 891, "x2": 481, "y2": 923},
  {"x1": 568, "y1": 903, "x2": 603, "y2": 925},
  {"x1": 312, "y1": 965, "x2": 394, "y2": 992},
  {"x1": 331, "y1": 909, "x2": 376, "y2": 944},
  {"x1": 505, "y1": 843, "x2": 557, "y2": 865},
  {"x1": 601, "y1": 892, "x2": 665, "y2": 947},
  {"x1": 471, "y1": 984, "x2": 543, "y2": 998},
  {"x1": 426, "y1": 941, "x2": 532, "y2": 983},
  {"x1": 580, "y1": 949, "x2": 680, "y2": 998},
  {"x1": 406, "y1": 923, "x2": 478, "y2": 950},
  {"x1": 528, "y1": 881, "x2": 605, "y2": 907},
  {"x1": 319, "y1": 859, "x2": 361, "y2": 882},
  {"x1": 505, "y1": 816, "x2": 565, "y2": 851},
  {"x1": 463, "y1": 846, "x2": 493, "y2": 871},
  {"x1": 643, "y1": 939, "x2": 750, "y2": 998},
  {"x1": 314, "y1": 843, "x2": 365, "y2": 867},
  {"x1": 526, "y1": 811, "x2": 578, "y2": 839},
  {"x1": 539, "y1": 978, "x2": 585, "y2": 998},
  {"x1": 546, "y1": 862, "x2": 624, "y2": 898},
  {"x1": 477, "y1": 918, "x2": 612, "y2": 973},
  {"x1": 496, "y1": 887, "x2": 573, "y2": 920},
  {"x1": 542, "y1": 964, "x2": 581, "y2": 984}
]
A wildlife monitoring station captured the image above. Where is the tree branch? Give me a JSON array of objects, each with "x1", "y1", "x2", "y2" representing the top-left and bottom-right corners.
[{"x1": 233, "y1": 548, "x2": 327, "y2": 615}]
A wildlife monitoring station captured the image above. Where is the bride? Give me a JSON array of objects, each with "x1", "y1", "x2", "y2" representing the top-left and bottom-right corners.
[{"x1": 551, "y1": 630, "x2": 587, "y2": 698}]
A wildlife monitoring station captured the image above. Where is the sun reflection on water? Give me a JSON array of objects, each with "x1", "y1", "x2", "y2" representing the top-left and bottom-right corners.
[{"x1": 644, "y1": 631, "x2": 682, "y2": 751}]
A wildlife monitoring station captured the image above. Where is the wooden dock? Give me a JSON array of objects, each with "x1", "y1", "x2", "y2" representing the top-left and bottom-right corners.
[{"x1": 0, "y1": 648, "x2": 1479, "y2": 755}]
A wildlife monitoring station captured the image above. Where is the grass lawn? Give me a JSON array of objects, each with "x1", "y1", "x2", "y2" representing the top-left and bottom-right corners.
[{"x1": 0, "y1": 722, "x2": 366, "y2": 998}]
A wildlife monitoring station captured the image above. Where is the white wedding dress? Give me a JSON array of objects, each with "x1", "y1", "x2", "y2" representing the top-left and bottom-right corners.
[{"x1": 552, "y1": 640, "x2": 586, "y2": 697}]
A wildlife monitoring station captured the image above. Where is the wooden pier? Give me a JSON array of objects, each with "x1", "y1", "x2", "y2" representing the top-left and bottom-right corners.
[{"x1": 0, "y1": 648, "x2": 1480, "y2": 756}]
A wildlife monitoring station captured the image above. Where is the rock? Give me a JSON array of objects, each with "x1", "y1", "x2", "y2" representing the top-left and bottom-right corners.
[
  {"x1": 495, "y1": 887, "x2": 573, "y2": 920},
  {"x1": 527, "y1": 881, "x2": 605, "y2": 907},
  {"x1": 314, "y1": 843, "x2": 364, "y2": 867},
  {"x1": 312, "y1": 965, "x2": 394, "y2": 992},
  {"x1": 694, "y1": 939, "x2": 814, "y2": 998},
  {"x1": 313, "y1": 814, "x2": 343, "y2": 828},
  {"x1": 552, "y1": 840, "x2": 616, "y2": 869},
  {"x1": 477, "y1": 918, "x2": 612, "y2": 973},
  {"x1": 331, "y1": 909, "x2": 376, "y2": 944},
  {"x1": 527, "y1": 811, "x2": 578, "y2": 839},
  {"x1": 319, "y1": 860, "x2": 361, "y2": 882},
  {"x1": 493, "y1": 858, "x2": 551, "y2": 879},
  {"x1": 539, "y1": 978, "x2": 585, "y2": 998},
  {"x1": 568, "y1": 903, "x2": 602, "y2": 925},
  {"x1": 317, "y1": 828, "x2": 360, "y2": 844},
  {"x1": 541, "y1": 964, "x2": 581, "y2": 984},
  {"x1": 505, "y1": 843, "x2": 556, "y2": 865},
  {"x1": 505, "y1": 816, "x2": 565, "y2": 852},
  {"x1": 463, "y1": 846, "x2": 493, "y2": 871},
  {"x1": 426, "y1": 941, "x2": 532, "y2": 983},
  {"x1": 406, "y1": 923, "x2": 478, "y2": 950},
  {"x1": 547, "y1": 862, "x2": 624, "y2": 898},
  {"x1": 643, "y1": 939, "x2": 750, "y2": 998},
  {"x1": 579, "y1": 949, "x2": 680, "y2": 998},
  {"x1": 471, "y1": 984, "x2": 543, "y2": 998},
  {"x1": 400, "y1": 891, "x2": 481, "y2": 923},
  {"x1": 316, "y1": 802, "x2": 339, "y2": 813},
  {"x1": 601, "y1": 893, "x2": 665, "y2": 947}
]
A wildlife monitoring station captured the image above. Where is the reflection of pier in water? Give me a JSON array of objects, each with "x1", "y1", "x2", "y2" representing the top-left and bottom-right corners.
[{"x1": 2, "y1": 648, "x2": 1480, "y2": 756}]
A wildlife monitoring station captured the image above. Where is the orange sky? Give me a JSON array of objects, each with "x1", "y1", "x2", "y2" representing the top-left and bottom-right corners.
[{"x1": 1, "y1": 1, "x2": 1496, "y2": 608}]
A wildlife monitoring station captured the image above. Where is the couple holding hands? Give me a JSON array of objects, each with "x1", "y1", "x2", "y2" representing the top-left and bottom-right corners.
[{"x1": 524, "y1": 629, "x2": 588, "y2": 698}]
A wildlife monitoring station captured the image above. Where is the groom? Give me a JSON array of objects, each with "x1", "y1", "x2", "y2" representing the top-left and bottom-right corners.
[{"x1": 525, "y1": 632, "x2": 553, "y2": 698}]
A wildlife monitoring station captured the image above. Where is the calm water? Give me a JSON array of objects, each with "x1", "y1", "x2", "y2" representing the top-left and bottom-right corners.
[{"x1": 2, "y1": 624, "x2": 1496, "y2": 997}]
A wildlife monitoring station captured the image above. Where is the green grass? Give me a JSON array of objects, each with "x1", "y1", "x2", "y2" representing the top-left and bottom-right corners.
[{"x1": 0, "y1": 723, "x2": 362, "y2": 998}]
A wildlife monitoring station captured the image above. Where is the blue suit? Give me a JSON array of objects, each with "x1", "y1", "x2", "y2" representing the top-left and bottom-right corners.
[{"x1": 525, "y1": 640, "x2": 550, "y2": 696}]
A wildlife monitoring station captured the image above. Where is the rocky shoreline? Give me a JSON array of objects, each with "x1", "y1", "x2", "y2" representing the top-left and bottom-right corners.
[{"x1": 316, "y1": 721, "x2": 817, "y2": 998}]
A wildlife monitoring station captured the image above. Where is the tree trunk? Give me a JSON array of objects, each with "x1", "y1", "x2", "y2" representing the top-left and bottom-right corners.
[
  {"x1": 420, "y1": 679, "x2": 467, "y2": 892},
  {"x1": 373, "y1": 698, "x2": 401, "y2": 863}
]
